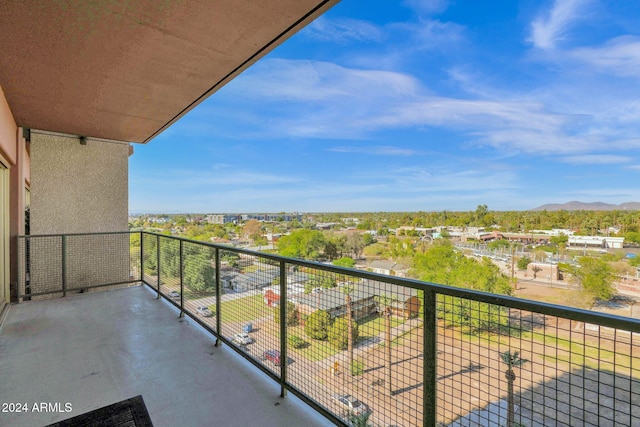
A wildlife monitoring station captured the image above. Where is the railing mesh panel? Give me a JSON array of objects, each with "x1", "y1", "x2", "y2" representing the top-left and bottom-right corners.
[
  {"x1": 436, "y1": 296, "x2": 640, "y2": 427},
  {"x1": 218, "y1": 250, "x2": 281, "y2": 371},
  {"x1": 17, "y1": 233, "x2": 137, "y2": 300}
]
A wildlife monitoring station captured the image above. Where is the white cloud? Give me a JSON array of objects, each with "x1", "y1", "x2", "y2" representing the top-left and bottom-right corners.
[
  {"x1": 528, "y1": 0, "x2": 591, "y2": 50},
  {"x1": 390, "y1": 19, "x2": 464, "y2": 51},
  {"x1": 571, "y1": 36, "x2": 640, "y2": 77},
  {"x1": 303, "y1": 16, "x2": 384, "y2": 43},
  {"x1": 213, "y1": 58, "x2": 635, "y2": 155},
  {"x1": 402, "y1": 0, "x2": 449, "y2": 16},
  {"x1": 562, "y1": 154, "x2": 632, "y2": 164},
  {"x1": 231, "y1": 59, "x2": 422, "y2": 102},
  {"x1": 328, "y1": 145, "x2": 421, "y2": 156}
]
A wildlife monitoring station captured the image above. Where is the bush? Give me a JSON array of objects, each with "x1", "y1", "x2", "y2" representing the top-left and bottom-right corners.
[
  {"x1": 517, "y1": 256, "x2": 531, "y2": 270},
  {"x1": 274, "y1": 301, "x2": 298, "y2": 326},
  {"x1": 304, "y1": 310, "x2": 332, "y2": 340},
  {"x1": 328, "y1": 317, "x2": 359, "y2": 350},
  {"x1": 288, "y1": 335, "x2": 305, "y2": 349}
]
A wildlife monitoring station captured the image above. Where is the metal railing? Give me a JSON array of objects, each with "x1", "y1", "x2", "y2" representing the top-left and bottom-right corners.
[{"x1": 16, "y1": 231, "x2": 640, "y2": 426}]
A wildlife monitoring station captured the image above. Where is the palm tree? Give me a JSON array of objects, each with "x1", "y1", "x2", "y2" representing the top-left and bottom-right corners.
[
  {"x1": 341, "y1": 283, "x2": 355, "y2": 375},
  {"x1": 375, "y1": 294, "x2": 395, "y2": 396},
  {"x1": 499, "y1": 350, "x2": 528, "y2": 427}
]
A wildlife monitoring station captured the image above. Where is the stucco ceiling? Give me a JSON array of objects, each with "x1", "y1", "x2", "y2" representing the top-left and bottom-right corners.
[{"x1": 0, "y1": 0, "x2": 338, "y2": 143}]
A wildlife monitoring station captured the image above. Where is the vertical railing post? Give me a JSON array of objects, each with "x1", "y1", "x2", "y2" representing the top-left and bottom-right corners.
[
  {"x1": 423, "y1": 289, "x2": 437, "y2": 426},
  {"x1": 215, "y1": 247, "x2": 221, "y2": 346},
  {"x1": 139, "y1": 231, "x2": 144, "y2": 283},
  {"x1": 156, "y1": 234, "x2": 161, "y2": 299},
  {"x1": 61, "y1": 235, "x2": 67, "y2": 297},
  {"x1": 279, "y1": 260, "x2": 288, "y2": 397},
  {"x1": 179, "y1": 239, "x2": 184, "y2": 318}
]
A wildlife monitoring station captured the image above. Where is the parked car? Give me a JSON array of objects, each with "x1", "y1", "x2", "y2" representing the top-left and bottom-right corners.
[
  {"x1": 233, "y1": 333, "x2": 253, "y2": 345},
  {"x1": 195, "y1": 306, "x2": 213, "y2": 317},
  {"x1": 262, "y1": 350, "x2": 282, "y2": 366},
  {"x1": 168, "y1": 291, "x2": 180, "y2": 299},
  {"x1": 333, "y1": 394, "x2": 367, "y2": 415}
]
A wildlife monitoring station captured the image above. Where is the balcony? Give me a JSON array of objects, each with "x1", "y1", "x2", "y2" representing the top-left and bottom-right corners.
[
  {"x1": 5, "y1": 232, "x2": 640, "y2": 426},
  {"x1": 0, "y1": 285, "x2": 326, "y2": 427}
]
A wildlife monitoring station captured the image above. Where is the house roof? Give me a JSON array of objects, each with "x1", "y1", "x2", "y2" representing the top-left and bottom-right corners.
[
  {"x1": 0, "y1": 1, "x2": 338, "y2": 143},
  {"x1": 231, "y1": 270, "x2": 279, "y2": 287},
  {"x1": 368, "y1": 260, "x2": 408, "y2": 271},
  {"x1": 294, "y1": 282, "x2": 417, "y2": 312}
]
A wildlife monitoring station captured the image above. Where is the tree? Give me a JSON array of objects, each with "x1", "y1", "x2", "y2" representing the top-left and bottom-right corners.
[
  {"x1": 563, "y1": 256, "x2": 615, "y2": 301},
  {"x1": 324, "y1": 232, "x2": 347, "y2": 260},
  {"x1": 345, "y1": 233, "x2": 365, "y2": 259},
  {"x1": 375, "y1": 294, "x2": 395, "y2": 396},
  {"x1": 274, "y1": 301, "x2": 298, "y2": 326},
  {"x1": 183, "y1": 250, "x2": 215, "y2": 292},
  {"x1": 243, "y1": 219, "x2": 262, "y2": 242},
  {"x1": 362, "y1": 233, "x2": 376, "y2": 246},
  {"x1": 349, "y1": 411, "x2": 371, "y2": 427},
  {"x1": 328, "y1": 317, "x2": 359, "y2": 350},
  {"x1": 500, "y1": 350, "x2": 528, "y2": 427},
  {"x1": 305, "y1": 274, "x2": 336, "y2": 293},
  {"x1": 277, "y1": 229, "x2": 326, "y2": 260},
  {"x1": 411, "y1": 241, "x2": 512, "y2": 334},
  {"x1": 342, "y1": 283, "x2": 356, "y2": 373},
  {"x1": 517, "y1": 256, "x2": 531, "y2": 270},
  {"x1": 531, "y1": 265, "x2": 542, "y2": 279},
  {"x1": 304, "y1": 310, "x2": 332, "y2": 340}
]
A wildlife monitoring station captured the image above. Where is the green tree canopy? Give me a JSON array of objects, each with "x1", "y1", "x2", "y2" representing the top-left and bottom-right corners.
[
  {"x1": 183, "y1": 249, "x2": 215, "y2": 292},
  {"x1": 517, "y1": 256, "x2": 531, "y2": 270},
  {"x1": 304, "y1": 310, "x2": 332, "y2": 340},
  {"x1": 332, "y1": 257, "x2": 356, "y2": 268},
  {"x1": 562, "y1": 256, "x2": 615, "y2": 301},
  {"x1": 274, "y1": 301, "x2": 298, "y2": 326},
  {"x1": 328, "y1": 317, "x2": 359, "y2": 350},
  {"x1": 277, "y1": 229, "x2": 325, "y2": 260},
  {"x1": 411, "y1": 240, "x2": 512, "y2": 334}
]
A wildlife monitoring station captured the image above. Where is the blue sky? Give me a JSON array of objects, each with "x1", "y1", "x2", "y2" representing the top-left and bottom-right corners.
[{"x1": 129, "y1": 0, "x2": 640, "y2": 214}]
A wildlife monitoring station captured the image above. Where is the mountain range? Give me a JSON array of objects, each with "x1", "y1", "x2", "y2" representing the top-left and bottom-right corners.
[{"x1": 532, "y1": 201, "x2": 640, "y2": 211}]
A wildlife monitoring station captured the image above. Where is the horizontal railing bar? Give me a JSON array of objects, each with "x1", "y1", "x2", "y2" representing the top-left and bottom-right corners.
[{"x1": 20, "y1": 280, "x2": 142, "y2": 299}]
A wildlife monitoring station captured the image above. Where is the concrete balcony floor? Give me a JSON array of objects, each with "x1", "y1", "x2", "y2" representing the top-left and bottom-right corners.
[{"x1": 0, "y1": 285, "x2": 330, "y2": 427}]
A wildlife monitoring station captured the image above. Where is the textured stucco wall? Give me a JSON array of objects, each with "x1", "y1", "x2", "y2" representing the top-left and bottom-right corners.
[
  {"x1": 28, "y1": 133, "x2": 130, "y2": 296},
  {"x1": 30, "y1": 133, "x2": 128, "y2": 234}
]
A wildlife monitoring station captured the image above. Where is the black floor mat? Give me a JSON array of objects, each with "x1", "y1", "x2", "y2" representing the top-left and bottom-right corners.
[{"x1": 45, "y1": 395, "x2": 153, "y2": 427}]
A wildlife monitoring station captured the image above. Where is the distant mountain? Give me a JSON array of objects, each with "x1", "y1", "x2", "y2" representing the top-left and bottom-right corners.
[{"x1": 532, "y1": 201, "x2": 640, "y2": 211}]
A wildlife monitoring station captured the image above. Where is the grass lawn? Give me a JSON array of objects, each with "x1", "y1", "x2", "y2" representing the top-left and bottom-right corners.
[
  {"x1": 357, "y1": 314, "x2": 404, "y2": 340},
  {"x1": 219, "y1": 294, "x2": 274, "y2": 323},
  {"x1": 286, "y1": 315, "x2": 407, "y2": 362},
  {"x1": 287, "y1": 325, "x2": 341, "y2": 361}
]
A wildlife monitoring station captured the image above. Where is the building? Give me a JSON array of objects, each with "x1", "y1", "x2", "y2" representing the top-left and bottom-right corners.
[
  {"x1": 294, "y1": 281, "x2": 420, "y2": 320},
  {"x1": 568, "y1": 235, "x2": 625, "y2": 249},
  {"x1": 368, "y1": 260, "x2": 410, "y2": 277}
]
